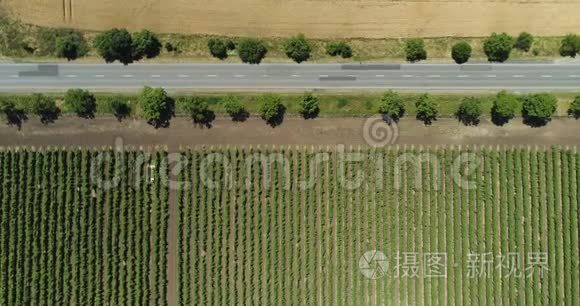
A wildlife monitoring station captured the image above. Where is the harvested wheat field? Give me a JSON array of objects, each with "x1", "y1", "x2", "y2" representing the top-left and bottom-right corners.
[{"x1": 2, "y1": 0, "x2": 580, "y2": 38}]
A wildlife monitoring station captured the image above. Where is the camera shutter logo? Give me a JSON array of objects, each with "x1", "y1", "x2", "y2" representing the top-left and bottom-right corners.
[{"x1": 359, "y1": 250, "x2": 388, "y2": 279}]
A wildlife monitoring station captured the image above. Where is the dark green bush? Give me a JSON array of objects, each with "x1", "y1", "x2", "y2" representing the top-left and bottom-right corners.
[
  {"x1": 491, "y1": 90, "x2": 519, "y2": 125},
  {"x1": 284, "y1": 34, "x2": 312, "y2": 63},
  {"x1": 132, "y1": 29, "x2": 162, "y2": 60},
  {"x1": 299, "y1": 92, "x2": 320, "y2": 119},
  {"x1": 326, "y1": 41, "x2": 352, "y2": 58},
  {"x1": 259, "y1": 95, "x2": 286, "y2": 126},
  {"x1": 405, "y1": 39, "x2": 427, "y2": 63},
  {"x1": 451, "y1": 41, "x2": 472, "y2": 64},
  {"x1": 208, "y1": 38, "x2": 228, "y2": 60},
  {"x1": 521, "y1": 93, "x2": 557, "y2": 127},
  {"x1": 238, "y1": 38, "x2": 267, "y2": 64},
  {"x1": 483, "y1": 32, "x2": 514, "y2": 62},
  {"x1": 514, "y1": 32, "x2": 534, "y2": 52},
  {"x1": 455, "y1": 97, "x2": 482, "y2": 126},
  {"x1": 378, "y1": 90, "x2": 405, "y2": 122},
  {"x1": 64, "y1": 88, "x2": 97, "y2": 118},
  {"x1": 415, "y1": 94, "x2": 439, "y2": 125},
  {"x1": 94, "y1": 28, "x2": 134, "y2": 65}
]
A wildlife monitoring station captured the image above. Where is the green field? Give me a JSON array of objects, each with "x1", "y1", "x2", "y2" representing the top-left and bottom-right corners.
[
  {"x1": 0, "y1": 147, "x2": 579, "y2": 305},
  {"x1": 0, "y1": 149, "x2": 169, "y2": 305},
  {"x1": 178, "y1": 146, "x2": 579, "y2": 304}
]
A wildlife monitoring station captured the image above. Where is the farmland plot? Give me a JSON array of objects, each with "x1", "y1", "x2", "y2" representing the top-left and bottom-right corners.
[
  {"x1": 177, "y1": 146, "x2": 579, "y2": 305},
  {"x1": 0, "y1": 146, "x2": 578, "y2": 305},
  {"x1": 0, "y1": 148, "x2": 169, "y2": 306}
]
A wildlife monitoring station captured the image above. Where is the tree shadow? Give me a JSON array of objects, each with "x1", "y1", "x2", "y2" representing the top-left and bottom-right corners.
[
  {"x1": 231, "y1": 109, "x2": 250, "y2": 122},
  {"x1": 39, "y1": 108, "x2": 61, "y2": 125},
  {"x1": 523, "y1": 116, "x2": 550, "y2": 128},
  {"x1": 455, "y1": 112, "x2": 480, "y2": 126},
  {"x1": 416, "y1": 114, "x2": 436, "y2": 126},
  {"x1": 113, "y1": 105, "x2": 131, "y2": 122},
  {"x1": 266, "y1": 105, "x2": 286, "y2": 127},
  {"x1": 4, "y1": 110, "x2": 28, "y2": 130},
  {"x1": 491, "y1": 110, "x2": 511, "y2": 126},
  {"x1": 302, "y1": 108, "x2": 320, "y2": 120},
  {"x1": 193, "y1": 110, "x2": 216, "y2": 129}
]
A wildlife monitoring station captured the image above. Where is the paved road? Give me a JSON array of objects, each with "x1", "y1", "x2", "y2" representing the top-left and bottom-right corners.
[{"x1": 0, "y1": 63, "x2": 579, "y2": 91}]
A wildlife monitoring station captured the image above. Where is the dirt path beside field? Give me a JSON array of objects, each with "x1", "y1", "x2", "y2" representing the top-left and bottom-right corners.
[{"x1": 0, "y1": 116, "x2": 578, "y2": 149}]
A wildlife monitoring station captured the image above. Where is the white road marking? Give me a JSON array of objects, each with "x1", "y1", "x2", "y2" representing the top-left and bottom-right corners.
[
  {"x1": 65, "y1": 75, "x2": 77, "y2": 78},
  {"x1": 319, "y1": 75, "x2": 328, "y2": 78},
  {"x1": 375, "y1": 74, "x2": 384, "y2": 77},
  {"x1": 291, "y1": 74, "x2": 301, "y2": 77},
  {"x1": 151, "y1": 74, "x2": 161, "y2": 78},
  {"x1": 541, "y1": 75, "x2": 552, "y2": 78},
  {"x1": 457, "y1": 75, "x2": 469, "y2": 78},
  {"x1": 178, "y1": 74, "x2": 189, "y2": 78},
  {"x1": 512, "y1": 75, "x2": 524, "y2": 78},
  {"x1": 569, "y1": 75, "x2": 580, "y2": 78},
  {"x1": 122, "y1": 74, "x2": 133, "y2": 78},
  {"x1": 262, "y1": 74, "x2": 269, "y2": 77},
  {"x1": 207, "y1": 74, "x2": 217, "y2": 77},
  {"x1": 402, "y1": 74, "x2": 413, "y2": 78},
  {"x1": 486, "y1": 75, "x2": 497, "y2": 78},
  {"x1": 234, "y1": 74, "x2": 245, "y2": 78},
  {"x1": 9, "y1": 75, "x2": 19, "y2": 78},
  {"x1": 94, "y1": 75, "x2": 105, "y2": 78}
]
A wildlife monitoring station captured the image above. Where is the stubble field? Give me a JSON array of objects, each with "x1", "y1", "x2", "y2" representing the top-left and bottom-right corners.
[{"x1": 3, "y1": 0, "x2": 580, "y2": 38}]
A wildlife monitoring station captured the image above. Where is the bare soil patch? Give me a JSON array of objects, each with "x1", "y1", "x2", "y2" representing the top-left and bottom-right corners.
[
  {"x1": 3, "y1": 0, "x2": 580, "y2": 39},
  {"x1": 0, "y1": 116, "x2": 578, "y2": 149}
]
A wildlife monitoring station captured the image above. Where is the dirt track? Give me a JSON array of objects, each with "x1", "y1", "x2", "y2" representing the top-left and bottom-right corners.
[
  {"x1": 4, "y1": 0, "x2": 580, "y2": 38},
  {"x1": 0, "y1": 116, "x2": 578, "y2": 149}
]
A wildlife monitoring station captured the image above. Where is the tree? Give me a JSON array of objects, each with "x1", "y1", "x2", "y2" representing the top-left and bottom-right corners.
[
  {"x1": 107, "y1": 97, "x2": 131, "y2": 121},
  {"x1": 0, "y1": 97, "x2": 26, "y2": 128},
  {"x1": 132, "y1": 29, "x2": 162, "y2": 60},
  {"x1": 180, "y1": 96, "x2": 215, "y2": 126},
  {"x1": 456, "y1": 97, "x2": 482, "y2": 126},
  {"x1": 483, "y1": 32, "x2": 514, "y2": 62},
  {"x1": 491, "y1": 90, "x2": 519, "y2": 125},
  {"x1": 208, "y1": 38, "x2": 228, "y2": 60},
  {"x1": 559, "y1": 34, "x2": 580, "y2": 58},
  {"x1": 259, "y1": 95, "x2": 286, "y2": 126},
  {"x1": 568, "y1": 96, "x2": 580, "y2": 119},
  {"x1": 326, "y1": 41, "x2": 353, "y2": 58},
  {"x1": 64, "y1": 88, "x2": 96, "y2": 118},
  {"x1": 238, "y1": 38, "x2": 268, "y2": 64},
  {"x1": 138, "y1": 86, "x2": 174, "y2": 128},
  {"x1": 405, "y1": 39, "x2": 427, "y2": 63},
  {"x1": 521, "y1": 93, "x2": 557, "y2": 126},
  {"x1": 93, "y1": 28, "x2": 134, "y2": 65},
  {"x1": 55, "y1": 32, "x2": 88, "y2": 61},
  {"x1": 298, "y1": 92, "x2": 320, "y2": 119},
  {"x1": 451, "y1": 41, "x2": 472, "y2": 64},
  {"x1": 514, "y1": 32, "x2": 534, "y2": 52},
  {"x1": 29, "y1": 94, "x2": 59, "y2": 124},
  {"x1": 378, "y1": 90, "x2": 405, "y2": 122},
  {"x1": 222, "y1": 95, "x2": 248, "y2": 121},
  {"x1": 284, "y1": 34, "x2": 312, "y2": 63},
  {"x1": 415, "y1": 94, "x2": 439, "y2": 125}
]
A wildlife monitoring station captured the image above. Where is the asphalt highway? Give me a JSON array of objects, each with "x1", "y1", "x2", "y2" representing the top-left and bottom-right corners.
[{"x1": 0, "y1": 63, "x2": 579, "y2": 91}]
